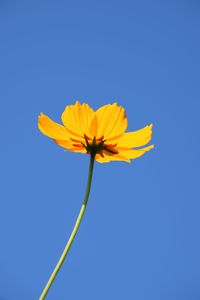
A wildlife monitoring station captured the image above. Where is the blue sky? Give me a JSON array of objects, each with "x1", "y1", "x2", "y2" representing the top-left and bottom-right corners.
[{"x1": 1, "y1": 1, "x2": 200, "y2": 299}]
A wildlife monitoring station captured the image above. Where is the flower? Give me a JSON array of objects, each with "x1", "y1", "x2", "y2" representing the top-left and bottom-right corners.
[{"x1": 38, "y1": 101, "x2": 154, "y2": 163}]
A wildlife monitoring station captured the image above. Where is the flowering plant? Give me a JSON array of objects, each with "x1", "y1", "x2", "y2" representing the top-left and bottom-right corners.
[{"x1": 38, "y1": 101, "x2": 154, "y2": 299}]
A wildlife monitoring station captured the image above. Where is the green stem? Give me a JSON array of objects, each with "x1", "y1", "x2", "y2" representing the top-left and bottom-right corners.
[{"x1": 39, "y1": 154, "x2": 95, "y2": 300}]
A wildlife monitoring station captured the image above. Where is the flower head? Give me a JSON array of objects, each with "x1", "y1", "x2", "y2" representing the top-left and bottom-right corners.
[{"x1": 38, "y1": 101, "x2": 154, "y2": 163}]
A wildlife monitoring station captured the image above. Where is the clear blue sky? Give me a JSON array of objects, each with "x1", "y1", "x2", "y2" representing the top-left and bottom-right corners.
[{"x1": 1, "y1": 1, "x2": 200, "y2": 299}]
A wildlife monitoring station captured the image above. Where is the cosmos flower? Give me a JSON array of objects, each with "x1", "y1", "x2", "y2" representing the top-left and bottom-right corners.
[
  {"x1": 37, "y1": 101, "x2": 154, "y2": 299},
  {"x1": 38, "y1": 101, "x2": 153, "y2": 162}
]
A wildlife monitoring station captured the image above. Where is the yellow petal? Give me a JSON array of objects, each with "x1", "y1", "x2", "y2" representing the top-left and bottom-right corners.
[
  {"x1": 53, "y1": 139, "x2": 73, "y2": 149},
  {"x1": 61, "y1": 101, "x2": 95, "y2": 138},
  {"x1": 95, "y1": 103, "x2": 127, "y2": 140},
  {"x1": 117, "y1": 145, "x2": 154, "y2": 159},
  {"x1": 116, "y1": 124, "x2": 153, "y2": 148},
  {"x1": 95, "y1": 151, "x2": 131, "y2": 163},
  {"x1": 54, "y1": 139, "x2": 86, "y2": 153},
  {"x1": 38, "y1": 113, "x2": 70, "y2": 139},
  {"x1": 95, "y1": 153, "x2": 111, "y2": 163},
  {"x1": 96, "y1": 144, "x2": 154, "y2": 163},
  {"x1": 89, "y1": 116, "x2": 98, "y2": 137}
]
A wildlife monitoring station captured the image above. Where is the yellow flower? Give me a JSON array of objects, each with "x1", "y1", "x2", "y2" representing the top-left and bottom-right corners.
[{"x1": 38, "y1": 101, "x2": 154, "y2": 163}]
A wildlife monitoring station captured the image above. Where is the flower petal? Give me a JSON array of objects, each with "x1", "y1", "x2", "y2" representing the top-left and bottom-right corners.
[
  {"x1": 61, "y1": 101, "x2": 95, "y2": 138},
  {"x1": 96, "y1": 144, "x2": 154, "y2": 163},
  {"x1": 116, "y1": 124, "x2": 153, "y2": 148},
  {"x1": 38, "y1": 113, "x2": 70, "y2": 139},
  {"x1": 89, "y1": 116, "x2": 98, "y2": 137},
  {"x1": 95, "y1": 151, "x2": 131, "y2": 163},
  {"x1": 54, "y1": 139, "x2": 87, "y2": 153},
  {"x1": 117, "y1": 145, "x2": 154, "y2": 159},
  {"x1": 95, "y1": 153, "x2": 111, "y2": 163},
  {"x1": 95, "y1": 103, "x2": 127, "y2": 140}
]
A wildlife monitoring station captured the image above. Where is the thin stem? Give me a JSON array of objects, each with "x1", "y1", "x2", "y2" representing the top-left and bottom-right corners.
[{"x1": 39, "y1": 154, "x2": 95, "y2": 300}]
